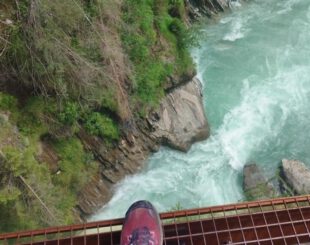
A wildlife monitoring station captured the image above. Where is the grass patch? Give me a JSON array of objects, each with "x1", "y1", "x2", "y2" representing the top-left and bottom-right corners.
[
  {"x1": 84, "y1": 112, "x2": 119, "y2": 142},
  {"x1": 0, "y1": 95, "x2": 101, "y2": 232},
  {"x1": 122, "y1": 0, "x2": 195, "y2": 114},
  {"x1": 52, "y1": 137, "x2": 97, "y2": 193},
  {"x1": 2, "y1": 0, "x2": 120, "y2": 113},
  {"x1": 0, "y1": 92, "x2": 17, "y2": 111}
]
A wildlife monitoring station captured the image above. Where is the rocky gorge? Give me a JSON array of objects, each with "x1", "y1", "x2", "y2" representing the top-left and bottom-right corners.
[
  {"x1": 94, "y1": 0, "x2": 310, "y2": 220},
  {"x1": 3, "y1": 0, "x2": 310, "y2": 231},
  {"x1": 1, "y1": 0, "x2": 238, "y2": 230},
  {"x1": 75, "y1": 0, "x2": 240, "y2": 220}
]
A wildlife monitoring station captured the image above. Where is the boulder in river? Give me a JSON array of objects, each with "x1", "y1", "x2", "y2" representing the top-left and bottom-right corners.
[
  {"x1": 243, "y1": 163, "x2": 276, "y2": 201},
  {"x1": 280, "y1": 159, "x2": 310, "y2": 195},
  {"x1": 148, "y1": 77, "x2": 210, "y2": 152}
]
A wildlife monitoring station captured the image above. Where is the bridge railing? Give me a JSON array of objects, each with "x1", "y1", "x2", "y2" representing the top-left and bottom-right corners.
[{"x1": 1, "y1": 195, "x2": 310, "y2": 244}]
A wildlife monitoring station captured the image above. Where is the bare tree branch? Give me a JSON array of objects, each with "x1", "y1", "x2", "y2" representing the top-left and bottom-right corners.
[{"x1": 18, "y1": 175, "x2": 59, "y2": 223}]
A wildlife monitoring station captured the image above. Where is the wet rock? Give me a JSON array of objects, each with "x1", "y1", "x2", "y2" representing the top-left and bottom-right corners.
[
  {"x1": 280, "y1": 159, "x2": 310, "y2": 195},
  {"x1": 148, "y1": 77, "x2": 210, "y2": 152},
  {"x1": 243, "y1": 163, "x2": 275, "y2": 200},
  {"x1": 185, "y1": 0, "x2": 230, "y2": 19}
]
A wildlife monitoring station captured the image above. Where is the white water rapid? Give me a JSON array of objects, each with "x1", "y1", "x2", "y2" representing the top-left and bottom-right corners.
[{"x1": 93, "y1": 0, "x2": 310, "y2": 220}]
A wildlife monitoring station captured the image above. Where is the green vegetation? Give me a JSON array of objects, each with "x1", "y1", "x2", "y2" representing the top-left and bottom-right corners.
[
  {"x1": 170, "y1": 201, "x2": 184, "y2": 211},
  {"x1": 122, "y1": 0, "x2": 194, "y2": 111},
  {"x1": 1, "y1": 0, "x2": 194, "y2": 118},
  {"x1": 0, "y1": 0, "x2": 196, "y2": 232},
  {"x1": 244, "y1": 182, "x2": 274, "y2": 201},
  {"x1": 0, "y1": 92, "x2": 17, "y2": 111},
  {"x1": 58, "y1": 101, "x2": 80, "y2": 126},
  {"x1": 0, "y1": 100, "x2": 98, "y2": 231},
  {"x1": 84, "y1": 112, "x2": 119, "y2": 141},
  {"x1": 0, "y1": 93, "x2": 100, "y2": 231},
  {"x1": 0, "y1": 146, "x2": 54, "y2": 231},
  {"x1": 2, "y1": 0, "x2": 123, "y2": 118},
  {"x1": 52, "y1": 137, "x2": 97, "y2": 192},
  {"x1": 17, "y1": 97, "x2": 52, "y2": 136}
]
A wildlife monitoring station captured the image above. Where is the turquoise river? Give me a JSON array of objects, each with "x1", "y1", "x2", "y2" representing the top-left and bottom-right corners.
[{"x1": 93, "y1": 0, "x2": 310, "y2": 220}]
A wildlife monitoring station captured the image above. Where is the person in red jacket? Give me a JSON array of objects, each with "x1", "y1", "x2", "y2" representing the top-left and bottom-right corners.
[{"x1": 121, "y1": 200, "x2": 163, "y2": 245}]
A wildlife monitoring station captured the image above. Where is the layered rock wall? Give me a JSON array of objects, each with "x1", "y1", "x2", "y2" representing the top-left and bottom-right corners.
[{"x1": 77, "y1": 77, "x2": 209, "y2": 219}]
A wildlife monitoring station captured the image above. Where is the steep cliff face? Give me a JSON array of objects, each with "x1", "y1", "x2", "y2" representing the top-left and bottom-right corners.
[
  {"x1": 77, "y1": 77, "x2": 209, "y2": 218},
  {"x1": 0, "y1": 0, "x2": 197, "y2": 229},
  {"x1": 0, "y1": 0, "x2": 230, "y2": 229},
  {"x1": 76, "y1": 0, "x2": 231, "y2": 221}
]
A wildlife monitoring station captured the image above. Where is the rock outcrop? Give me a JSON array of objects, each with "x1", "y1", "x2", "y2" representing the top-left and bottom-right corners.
[
  {"x1": 77, "y1": 172, "x2": 112, "y2": 220},
  {"x1": 77, "y1": 127, "x2": 153, "y2": 217},
  {"x1": 148, "y1": 77, "x2": 209, "y2": 152},
  {"x1": 280, "y1": 159, "x2": 310, "y2": 195},
  {"x1": 243, "y1": 163, "x2": 275, "y2": 200},
  {"x1": 77, "y1": 77, "x2": 209, "y2": 219}
]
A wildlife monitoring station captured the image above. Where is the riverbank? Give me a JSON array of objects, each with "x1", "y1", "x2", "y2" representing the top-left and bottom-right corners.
[{"x1": 0, "y1": 0, "x2": 231, "y2": 231}]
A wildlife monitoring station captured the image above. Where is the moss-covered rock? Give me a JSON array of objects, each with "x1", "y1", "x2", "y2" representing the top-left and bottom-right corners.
[{"x1": 243, "y1": 163, "x2": 276, "y2": 201}]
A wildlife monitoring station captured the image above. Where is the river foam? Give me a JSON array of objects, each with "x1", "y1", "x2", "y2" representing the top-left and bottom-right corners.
[{"x1": 92, "y1": 0, "x2": 310, "y2": 221}]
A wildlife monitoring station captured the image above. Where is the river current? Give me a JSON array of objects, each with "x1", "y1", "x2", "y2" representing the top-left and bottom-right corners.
[{"x1": 93, "y1": 0, "x2": 310, "y2": 220}]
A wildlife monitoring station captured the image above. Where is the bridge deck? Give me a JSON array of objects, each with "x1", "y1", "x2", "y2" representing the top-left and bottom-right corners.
[{"x1": 1, "y1": 196, "x2": 310, "y2": 244}]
